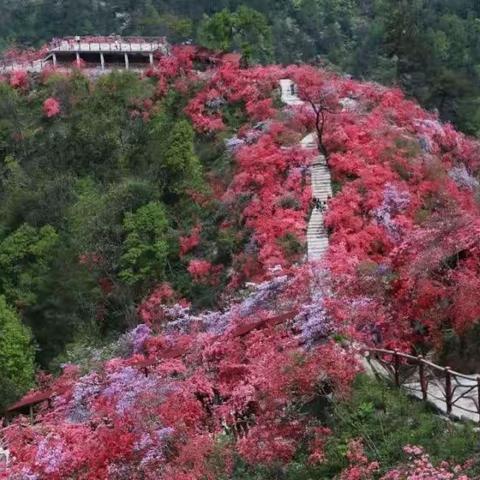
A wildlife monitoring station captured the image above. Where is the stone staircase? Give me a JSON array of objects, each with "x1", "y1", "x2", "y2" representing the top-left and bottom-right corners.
[
  {"x1": 279, "y1": 79, "x2": 304, "y2": 106},
  {"x1": 308, "y1": 160, "x2": 332, "y2": 261},
  {"x1": 280, "y1": 78, "x2": 332, "y2": 262}
]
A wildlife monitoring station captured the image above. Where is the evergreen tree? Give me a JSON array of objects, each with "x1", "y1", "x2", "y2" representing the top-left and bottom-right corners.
[
  {"x1": 119, "y1": 201, "x2": 170, "y2": 288},
  {"x1": 0, "y1": 295, "x2": 35, "y2": 403},
  {"x1": 163, "y1": 119, "x2": 204, "y2": 194}
]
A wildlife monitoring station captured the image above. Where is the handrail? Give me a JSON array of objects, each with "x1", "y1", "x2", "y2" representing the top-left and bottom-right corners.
[
  {"x1": 0, "y1": 36, "x2": 170, "y2": 71},
  {"x1": 364, "y1": 347, "x2": 480, "y2": 422},
  {"x1": 365, "y1": 348, "x2": 478, "y2": 380}
]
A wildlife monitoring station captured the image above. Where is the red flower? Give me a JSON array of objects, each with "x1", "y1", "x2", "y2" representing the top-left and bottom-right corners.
[{"x1": 43, "y1": 97, "x2": 61, "y2": 118}]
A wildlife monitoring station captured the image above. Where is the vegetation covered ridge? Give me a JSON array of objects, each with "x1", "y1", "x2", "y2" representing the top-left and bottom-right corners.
[
  {"x1": 0, "y1": 45, "x2": 480, "y2": 478},
  {"x1": 2, "y1": 1, "x2": 480, "y2": 137}
]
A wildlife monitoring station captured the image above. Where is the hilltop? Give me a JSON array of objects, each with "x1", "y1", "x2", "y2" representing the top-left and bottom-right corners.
[{"x1": 1, "y1": 45, "x2": 480, "y2": 478}]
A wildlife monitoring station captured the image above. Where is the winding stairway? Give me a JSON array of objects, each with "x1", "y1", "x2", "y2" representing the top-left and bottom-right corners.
[
  {"x1": 280, "y1": 79, "x2": 332, "y2": 261},
  {"x1": 280, "y1": 79, "x2": 480, "y2": 424}
]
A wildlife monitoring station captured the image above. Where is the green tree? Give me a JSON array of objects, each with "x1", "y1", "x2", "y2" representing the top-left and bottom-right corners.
[
  {"x1": 0, "y1": 224, "x2": 59, "y2": 308},
  {"x1": 119, "y1": 201, "x2": 170, "y2": 287},
  {"x1": 198, "y1": 6, "x2": 273, "y2": 64},
  {"x1": 0, "y1": 295, "x2": 35, "y2": 398},
  {"x1": 163, "y1": 119, "x2": 204, "y2": 195}
]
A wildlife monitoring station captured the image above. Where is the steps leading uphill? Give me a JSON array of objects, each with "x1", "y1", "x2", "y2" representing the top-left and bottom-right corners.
[{"x1": 280, "y1": 78, "x2": 332, "y2": 262}]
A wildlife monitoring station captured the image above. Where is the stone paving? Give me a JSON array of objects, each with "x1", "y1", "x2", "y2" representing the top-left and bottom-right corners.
[{"x1": 280, "y1": 79, "x2": 332, "y2": 261}]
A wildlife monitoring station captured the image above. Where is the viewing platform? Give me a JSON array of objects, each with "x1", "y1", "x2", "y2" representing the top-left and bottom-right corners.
[{"x1": 0, "y1": 36, "x2": 170, "y2": 73}]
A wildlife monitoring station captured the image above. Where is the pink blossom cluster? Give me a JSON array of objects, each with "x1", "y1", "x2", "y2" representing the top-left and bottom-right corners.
[{"x1": 43, "y1": 97, "x2": 61, "y2": 118}]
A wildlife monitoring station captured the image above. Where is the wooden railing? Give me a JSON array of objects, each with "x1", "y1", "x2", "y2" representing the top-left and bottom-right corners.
[{"x1": 365, "y1": 348, "x2": 480, "y2": 422}]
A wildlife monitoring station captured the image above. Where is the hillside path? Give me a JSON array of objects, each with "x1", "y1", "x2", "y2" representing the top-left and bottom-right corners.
[
  {"x1": 280, "y1": 79, "x2": 332, "y2": 261},
  {"x1": 280, "y1": 78, "x2": 480, "y2": 424}
]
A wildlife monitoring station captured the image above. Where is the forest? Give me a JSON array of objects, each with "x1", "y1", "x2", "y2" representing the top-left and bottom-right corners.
[
  {"x1": 1, "y1": 0, "x2": 480, "y2": 137},
  {"x1": 1, "y1": 1, "x2": 480, "y2": 479}
]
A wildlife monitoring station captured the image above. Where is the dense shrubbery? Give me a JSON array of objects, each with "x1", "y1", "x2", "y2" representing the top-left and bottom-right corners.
[
  {"x1": 2, "y1": 1, "x2": 480, "y2": 136},
  {"x1": 1, "y1": 45, "x2": 480, "y2": 478},
  {"x1": 227, "y1": 376, "x2": 480, "y2": 479},
  {"x1": 0, "y1": 296, "x2": 34, "y2": 410}
]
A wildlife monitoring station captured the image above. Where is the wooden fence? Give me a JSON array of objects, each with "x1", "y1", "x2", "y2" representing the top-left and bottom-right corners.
[{"x1": 365, "y1": 348, "x2": 480, "y2": 422}]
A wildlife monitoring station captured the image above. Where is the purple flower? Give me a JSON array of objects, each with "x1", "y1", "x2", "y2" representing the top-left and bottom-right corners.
[
  {"x1": 237, "y1": 275, "x2": 289, "y2": 317},
  {"x1": 10, "y1": 470, "x2": 39, "y2": 480},
  {"x1": 133, "y1": 427, "x2": 175, "y2": 469},
  {"x1": 294, "y1": 292, "x2": 332, "y2": 347},
  {"x1": 69, "y1": 372, "x2": 102, "y2": 423},
  {"x1": 449, "y1": 165, "x2": 479, "y2": 190},
  {"x1": 131, "y1": 324, "x2": 152, "y2": 354},
  {"x1": 225, "y1": 136, "x2": 245, "y2": 152},
  {"x1": 35, "y1": 436, "x2": 67, "y2": 475},
  {"x1": 115, "y1": 324, "x2": 152, "y2": 358},
  {"x1": 103, "y1": 367, "x2": 158, "y2": 415},
  {"x1": 374, "y1": 183, "x2": 410, "y2": 242}
]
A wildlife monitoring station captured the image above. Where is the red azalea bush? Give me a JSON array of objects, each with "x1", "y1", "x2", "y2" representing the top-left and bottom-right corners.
[
  {"x1": 9, "y1": 70, "x2": 29, "y2": 90},
  {"x1": 281, "y1": 65, "x2": 480, "y2": 349},
  {"x1": 339, "y1": 442, "x2": 471, "y2": 480},
  {"x1": 187, "y1": 259, "x2": 223, "y2": 285},
  {"x1": 43, "y1": 97, "x2": 61, "y2": 117},
  {"x1": 1, "y1": 267, "x2": 358, "y2": 479},
  {"x1": 2, "y1": 46, "x2": 480, "y2": 479}
]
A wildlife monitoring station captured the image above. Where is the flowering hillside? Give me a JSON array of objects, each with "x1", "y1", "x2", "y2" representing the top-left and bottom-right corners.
[{"x1": 1, "y1": 47, "x2": 480, "y2": 479}]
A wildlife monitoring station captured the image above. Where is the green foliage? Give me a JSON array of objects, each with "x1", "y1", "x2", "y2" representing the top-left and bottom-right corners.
[
  {"x1": 198, "y1": 9, "x2": 235, "y2": 52},
  {"x1": 198, "y1": 6, "x2": 273, "y2": 64},
  {"x1": 0, "y1": 72, "x2": 215, "y2": 367},
  {"x1": 313, "y1": 375, "x2": 480, "y2": 477},
  {"x1": 224, "y1": 375, "x2": 480, "y2": 479},
  {"x1": 163, "y1": 119, "x2": 204, "y2": 195},
  {"x1": 119, "y1": 201, "x2": 170, "y2": 287},
  {"x1": 0, "y1": 223, "x2": 58, "y2": 307},
  {"x1": 0, "y1": 296, "x2": 35, "y2": 395},
  {"x1": 277, "y1": 232, "x2": 304, "y2": 259},
  {"x1": 1, "y1": 1, "x2": 479, "y2": 133}
]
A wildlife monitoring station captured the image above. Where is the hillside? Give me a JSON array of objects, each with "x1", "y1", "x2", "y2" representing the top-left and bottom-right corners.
[
  {"x1": 1, "y1": 1, "x2": 480, "y2": 137},
  {"x1": 1, "y1": 45, "x2": 480, "y2": 478}
]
